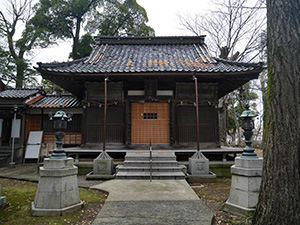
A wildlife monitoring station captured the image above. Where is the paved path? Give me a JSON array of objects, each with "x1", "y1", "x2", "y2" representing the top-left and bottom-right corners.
[
  {"x1": 91, "y1": 180, "x2": 214, "y2": 225},
  {"x1": 0, "y1": 163, "x2": 101, "y2": 188}
]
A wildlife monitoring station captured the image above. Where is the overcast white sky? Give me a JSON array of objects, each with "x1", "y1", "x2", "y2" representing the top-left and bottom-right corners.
[{"x1": 31, "y1": 0, "x2": 211, "y2": 64}]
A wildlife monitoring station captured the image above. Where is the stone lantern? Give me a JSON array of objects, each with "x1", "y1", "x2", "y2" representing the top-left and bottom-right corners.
[
  {"x1": 239, "y1": 102, "x2": 257, "y2": 158},
  {"x1": 48, "y1": 105, "x2": 72, "y2": 159},
  {"x1": 32, "y1": 104, "x2": 83, "y2": 216},
  {"x1": 224, "y1": 101, "x2": 262, "y2": 216}
]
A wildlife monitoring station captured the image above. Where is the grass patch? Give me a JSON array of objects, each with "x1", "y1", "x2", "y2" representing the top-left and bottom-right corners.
[{"x1": 0, "y1": 178, "x2": 106, "y2": 225}]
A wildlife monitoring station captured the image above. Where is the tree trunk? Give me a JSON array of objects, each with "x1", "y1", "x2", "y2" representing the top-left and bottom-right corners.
[
  {"x1": 252, "y1": 0, "x2": 300, "y2": 224},
  {"x1": 72, "y1": 16, "x2": 82, "y2": 60},
  {"x1": 260, "y1": 71, "x2": 267, "y2": 132},
  {"x1": 218, "y1": 97, "x2": 228, "y2": 145},
  {"x1": 15, "y1": 58, "x2": 26, "y2": 88}
]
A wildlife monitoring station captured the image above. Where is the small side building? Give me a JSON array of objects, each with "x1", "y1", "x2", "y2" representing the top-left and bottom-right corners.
[
  {"x1": 26, "y1": 94, "x2": 82, "y2": 157},
  {"x1": 0, "y1": 89, "x2": 43, "y2": 165}
]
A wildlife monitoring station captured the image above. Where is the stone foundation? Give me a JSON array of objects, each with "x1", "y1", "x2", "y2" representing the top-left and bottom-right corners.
[
  {"x1": 32, "y1": 158, "x2": 83, "y2": 216},
  {"x1": 223, "y1": 157, "x2": 262, "y2": 216}
]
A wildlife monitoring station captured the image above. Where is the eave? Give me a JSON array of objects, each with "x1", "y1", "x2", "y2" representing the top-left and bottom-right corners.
[{"x1": 39, "y1": 69, "x2": 261, "y2": 99}]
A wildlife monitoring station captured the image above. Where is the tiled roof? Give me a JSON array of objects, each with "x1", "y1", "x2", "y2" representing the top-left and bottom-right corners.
[
  {"x1": 0, "y1": 89, "x2": 41, "y2": 99},
  {"x1": 29, "y1": 95, "x2": 81, "y2": 108},
  {"x1": 37, "y1": 36, "x2": 262, "y2": 75}
]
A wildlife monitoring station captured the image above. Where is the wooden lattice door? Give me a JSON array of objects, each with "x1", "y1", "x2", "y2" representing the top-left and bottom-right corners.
[{"x1": 131, "y1": 103, "x2": 170, "y2": 144}]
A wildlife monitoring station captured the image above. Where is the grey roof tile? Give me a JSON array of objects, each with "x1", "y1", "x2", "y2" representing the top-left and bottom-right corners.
[
  {"x1": 30, "y1": 95, "x2": 81, "y2": 108},
  {"x1": 36, "y1": 36, "x2": 262, "y2": 75},
  {"x1": 0, "y1": 89, "x2": 41, "y2": 99}
]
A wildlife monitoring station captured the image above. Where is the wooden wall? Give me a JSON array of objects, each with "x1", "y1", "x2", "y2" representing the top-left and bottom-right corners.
[
  {"x1": 82, "y1": 80, "x2": 220, "y2": 147},
  {"x1": 84, "y1": 105, "x2": 125, "y2": 144}
]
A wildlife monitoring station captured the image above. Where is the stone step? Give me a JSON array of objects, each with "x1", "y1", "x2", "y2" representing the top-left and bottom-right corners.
[
  {"x1": 123, "y1": 160, "x2": 179, "y2": 167},
  {"x1": 125, "y1": 156, "x2": 176, "y2": 161},
  {"x1": 0, "y1": 149, "x2": 12, "y2": 154},
  {"x1": 0, "y1": 153, "x2": 10, "y2": 159},
  {"x1": 116, "y1": 151, "x2": 186, "y2": 180},
  {"x1": 124, "y1": 154, "x2": 176, "y2": 161},
  {"x1": 116, "y1": 171, "x2": 186, "y2": 180},
  {"x1": 117, "y1": 165, "x2": 184, "y2": 173}
]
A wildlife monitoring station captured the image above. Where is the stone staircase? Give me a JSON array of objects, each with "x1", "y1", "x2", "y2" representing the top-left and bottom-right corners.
[
  {"x1": 0, "y1": 148, "x2": 12, "y2": 167},
  {"x1": 116, "y1": 152, "x2": 186, "y2": 179}
]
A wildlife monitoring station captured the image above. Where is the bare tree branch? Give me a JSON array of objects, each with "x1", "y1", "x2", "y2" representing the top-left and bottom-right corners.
[{"x1": 178, "y1": 0, "x2": 266, "y2": 62}]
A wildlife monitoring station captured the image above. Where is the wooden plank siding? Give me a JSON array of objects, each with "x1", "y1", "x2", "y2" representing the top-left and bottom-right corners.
[
  {"x1": 26, "y1": 114, "x2": 82, "y2": 146},
  {"x1": 43, "y1": 132, "x2": 81, "y2": 145},
  {"x1": 176, "y1": 105, "x2": 218, "y2": 143},
  {"x1": 26, "y1": 115, "x2": 42, "y2": 141},
  {"x1": 85, "y1": 105, "x2": 125, "y2": 144}
]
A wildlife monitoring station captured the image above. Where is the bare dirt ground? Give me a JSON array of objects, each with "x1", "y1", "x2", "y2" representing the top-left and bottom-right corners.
[
  {"x1": 192, "y1": 148, "x2": 263, "y2": 225},
  {"x1": 192, "y1": 178, "x2": 252, "y2": 225}
]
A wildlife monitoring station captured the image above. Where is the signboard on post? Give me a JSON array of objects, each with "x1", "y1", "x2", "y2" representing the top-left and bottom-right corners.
[
  {"x1": 24, "y1": 131, "x2": 43, "y2": 162},
  {"x1": 11, "y1": 119, "x2": 21, "y2": 138}
]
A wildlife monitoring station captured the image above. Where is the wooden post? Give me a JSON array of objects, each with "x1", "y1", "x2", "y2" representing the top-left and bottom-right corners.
[
  {"x1": 103, "y1": 78, "x2": 108, "y2": 152},
  {"x1": 150, "y1": 139, "x2": 152, "y2": 182},
  {"x1": 193, "y1": 76, "x2": 200, "y2": 152}
]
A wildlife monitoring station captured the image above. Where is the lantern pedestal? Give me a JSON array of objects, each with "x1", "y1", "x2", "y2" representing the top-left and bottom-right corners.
[
  {"x1": 223, "y1": 156, "x2": 262, "y2": 216},
  {"x1": 31, "y1": 158, "x2": 83, "y2": 216}
]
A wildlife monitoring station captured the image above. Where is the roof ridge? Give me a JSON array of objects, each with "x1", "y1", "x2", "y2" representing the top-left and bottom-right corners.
[
  {"x1": 43, "y1": 94, "x2": 76, "y2": 97},
  {"x1": 215, "y1": 57, "x2": 263, "y2": 66},
  {"x1": 36, "y1": 57, "x2": 86, "y2": 68},
  {"x1": 5, "y1": 88, "x2": 41, "y2": 90},
  {"x1": 94, "y1": 36, "x2": 206, "y2": 45}
]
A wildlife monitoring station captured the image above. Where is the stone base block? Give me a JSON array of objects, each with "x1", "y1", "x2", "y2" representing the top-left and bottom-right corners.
[
  {"x1": 0, "y1": 196, "x2": 6, "y2": 205},
  {"x1": 0, "y1": 196, "x2": 9, "y2": 211},
  {"x1": 187, "y1": 172, "x2": 217, "y2": 183},
  {"x1": 86, "y1": 171, "x2": 115, "y2": 180},
  {"x1": 189, "y1": 154, "x2": 209, "y2": 175},
  {"x1": 93, "y1": 159, "x2": 114, "y2": 175},
  {"x1": 223, "y1": 200, "x2": 255, "y2": 217},
  {"x1": 31, "y1": 201, "x2": 83, "y2": 217}
]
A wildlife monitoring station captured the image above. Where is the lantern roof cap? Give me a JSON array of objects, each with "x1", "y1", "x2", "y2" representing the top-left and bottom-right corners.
[
  {"x1": 240, "y1": 102, "x2": 256, "y2": 118},
  {"x1": 53, "y1": 110, "x2": 69, "y2": 119}
]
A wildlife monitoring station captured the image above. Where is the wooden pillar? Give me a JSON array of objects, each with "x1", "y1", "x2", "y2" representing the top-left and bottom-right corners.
[
  {"x1": 103, "y1": 78, "x2": 108, "y2": 152},
  {"x1": 193, "y1": 76, "x2": 200, "y2": 152},
  {"x1": 171, "y1": 99, "x2": 176, "y2": 146},
  {"x1": 81, "y1": 105, "x2": 87, "y2": 146}
]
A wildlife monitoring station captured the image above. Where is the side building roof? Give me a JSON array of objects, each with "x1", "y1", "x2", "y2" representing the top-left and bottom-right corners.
[
  {"x1": 29, "y1": 94, "x2": 81, "y2": 108},
  {"x1": 0, "y1": 88, "x2": 42, "y2": 99},
  {"x1": 0, "y1": 88, "x2": 44, "y2": 109}
]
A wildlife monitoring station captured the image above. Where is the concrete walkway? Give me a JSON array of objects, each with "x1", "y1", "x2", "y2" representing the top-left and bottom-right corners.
[
  {"x1": 0, "y1": 163, "x2": 101, "y2": 188},
  {"x1": 91, "y1": 180, "x2": 214, "y2": 225}
]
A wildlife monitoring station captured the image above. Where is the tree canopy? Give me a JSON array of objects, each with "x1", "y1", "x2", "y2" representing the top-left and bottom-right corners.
[
  {"x1": 0, "y1": 0, "x2": 154, "y2": 88},
  {"x1": 0, "y1": 0, "x2": 54, "y2": 88},
  {"x1": 178, "y1": 0, "x2": 266, "y2": 62},
  {"x1": 35, "y1": 0, "x2": 154, "y2": 59},
  {"x1": 86, "y1": 0, "x2": 154, "y2": 36}
]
